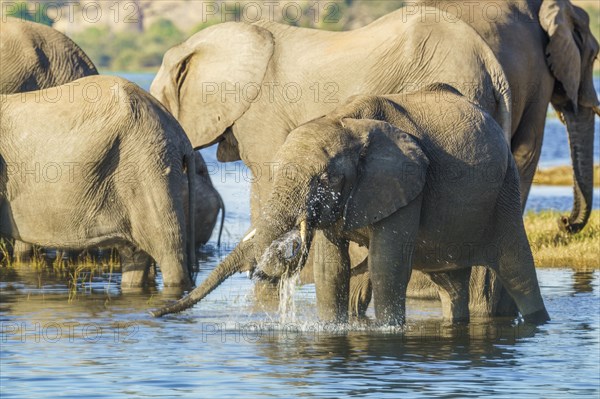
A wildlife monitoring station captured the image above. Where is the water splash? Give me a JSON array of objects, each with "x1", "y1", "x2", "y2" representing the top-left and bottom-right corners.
[
  {"x1": 278, "y1": 273, "x2": 300, "y2": 324},
  {"x1": 255, "y1": 229, "x2": 301, "y2": 276}
]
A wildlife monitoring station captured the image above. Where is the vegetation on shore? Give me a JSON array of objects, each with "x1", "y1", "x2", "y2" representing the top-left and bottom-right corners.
[
  {"x1": 3, "y1": 211, "x2": 598, "y2": 272},
  {"x1": 6, "y1": 0, "x2": 599, "y2": 73},
  {"x1": 525, "y1": 210, "x2": 599, "y2": 269},
  {"x1": 533, "y1": 165, "x2": 600, "y2": 187}
]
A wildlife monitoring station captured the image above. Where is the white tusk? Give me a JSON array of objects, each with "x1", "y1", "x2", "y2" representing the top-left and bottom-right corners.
[
  {"x1": 242, "y1": 228, "x2": 256, "y2": 242},
  {"x1": 300, "y1": 220, "x2": 308, "y2": 244},
  {"x1": 593, "y1": 105, "x2": 600, "y2": 117}
]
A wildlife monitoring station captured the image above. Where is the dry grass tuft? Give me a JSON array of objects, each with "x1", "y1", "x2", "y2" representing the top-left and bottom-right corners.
[
  {"x1": 525, "y1": 210, "x2": 600, "y2": 269},
  {"x1": 533, "y1": 165, "x2": 600, "y2": 187}
]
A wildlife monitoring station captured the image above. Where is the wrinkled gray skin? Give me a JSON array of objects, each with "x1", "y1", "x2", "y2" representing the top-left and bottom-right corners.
[
  {"x1": 10, "y1": 151, "x2": 223, "y2": 268},
  {"x1": 151, "y1": 0, "x2": 597, "y2": 317},
  {"x1": 0, "y1": 76, "x2": 197, "y2": 290},
  {"x1": 420, "y1": 0, "x2": 600, "y2": 316},
  {"x1": 150, "y1": 6, "x2": 514, "y2": 315},
  {"x1": 152, "y1": 85, "x2": 550, "y2": 326},
  {"x1": 0, "y1": 18, "x2": 224, "y2": 266},
  {"x1": 433, "y1": 0, "x2": 599, "y2": 234},
  {"x1": 0, "y1": 17, "x2": 99, "y2": 261}
]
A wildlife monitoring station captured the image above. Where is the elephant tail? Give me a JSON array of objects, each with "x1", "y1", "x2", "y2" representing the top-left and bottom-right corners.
[
  {"x1": 184, "y1": 151, "x2": 197, "y2": 283},
  {"x1": 216, "y1": 191, "x2": 226, "y2": 247}
]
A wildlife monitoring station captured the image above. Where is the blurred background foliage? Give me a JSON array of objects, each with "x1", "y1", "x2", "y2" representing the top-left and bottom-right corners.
[
  {"x1": 2, "y1": 0, "x2": 598, "y2": 72},
  {"x1": 4, "y1": 1, "x2": 54, "y2": 25}
]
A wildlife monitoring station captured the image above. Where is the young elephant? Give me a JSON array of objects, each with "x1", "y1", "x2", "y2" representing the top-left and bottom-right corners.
[
  {"x1": 1, "y1": 17, "x2": 100, "y2": 261},
  {"x1": 152, "y1": 84, "x2": 549, "y2": 325},
  {"x1": 0, "y1": 76, "x2": 199, "y2": 289}
]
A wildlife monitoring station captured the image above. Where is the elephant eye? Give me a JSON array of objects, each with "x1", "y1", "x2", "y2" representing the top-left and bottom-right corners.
[{"x1": 328, "y1": 174, "x2": 344, "y2": 186}]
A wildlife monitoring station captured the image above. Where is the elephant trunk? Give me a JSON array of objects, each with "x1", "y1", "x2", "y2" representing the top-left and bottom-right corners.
[
  {"x1": 151, "y1": 240, "x2": 252, "y2": 317},
  {"x1": 559, "y1": 106, "x2": 597, "y2": 234},
  {"x1": 253, "y1": 174, "x2": 312, "y2": 279}
]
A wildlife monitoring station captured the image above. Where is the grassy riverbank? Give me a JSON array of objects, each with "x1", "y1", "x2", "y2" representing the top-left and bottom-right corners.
[
  {"x1": 2, "y1": 211, "x2": 599, "y2": 270},
  {"x1": 525, "y1": 210, "x2": 600, "y2": 269},
  {"x1": 533, "y1": 165, "x2": 600, "y2": 187}
]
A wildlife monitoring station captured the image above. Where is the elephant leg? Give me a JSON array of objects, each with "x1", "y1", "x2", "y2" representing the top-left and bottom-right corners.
[
  {"x1": 483, "y1": 105, "x2": 550, "y2": 317},
  {"x1": 349, "y1": 257, "x2": 372, "y2": 318},
  {"x1": 13, "y1": 240, "x2": 33, "y2": 263},
  {"x1": 407, "y1": 270, "x2": 440, "y2": 300},
  {"x1": 303, "y1": 240, "x2": 372, "y2": 316},
  {"x1": 511, "y1": 101, "x2": 548, "y2": 210},
  {"x1": 313, "y1": 231, "x2": 350, "y2": 323},
  {"x1": 369, "y1": 197, "x2": 422, "y2": 325},
  {"x1": 427, "y1": 268, "x2": 471, "y2": 322},
  {"x1": 492, "y1": 171, "x2": 549, "y2": 324},
  {"x1": 128, "y1": 197, "x2": 193, "y2": 290},
  {"x1": 119, "y1": 246, "x2": 152, "y2": 290},
  {"x1": 493, "y1": 236, "x2": 549, "y2": 324},
  {"x1": 469, "y1": 267, "x2": 518, "y2": 317}
]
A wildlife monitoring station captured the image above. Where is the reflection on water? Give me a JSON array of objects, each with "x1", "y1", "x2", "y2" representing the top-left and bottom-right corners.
[
  {"x1": 573, "y1": 270, "x2": 595, "y2": 294},
  {"x1": 1, "y1": 266, "x2": 598, "y2": 398}
]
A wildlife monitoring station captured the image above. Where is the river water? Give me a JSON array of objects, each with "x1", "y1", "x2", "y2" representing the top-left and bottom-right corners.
[{"x1": 0, "y1": 74, "x2": 598, "y2": 398}]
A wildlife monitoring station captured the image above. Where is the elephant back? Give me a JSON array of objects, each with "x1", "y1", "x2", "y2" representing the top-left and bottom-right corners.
[{"x1": 0, "y1": 17, "x2": 98, "y2": 94}]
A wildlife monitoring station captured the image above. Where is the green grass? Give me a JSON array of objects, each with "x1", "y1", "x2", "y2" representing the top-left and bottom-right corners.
[
  {"x1": 525, "y1": 210, "x2": 600, "y2": 269},
  {"x1": 533, "y1": 165, "x2": 600, "y2": 187}
]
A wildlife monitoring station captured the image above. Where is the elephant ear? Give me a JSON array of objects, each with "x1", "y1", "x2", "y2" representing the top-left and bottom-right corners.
[
  {"x1": 539, "y1": 0, "x2": 600, "y2": 111},
  {"x1": 150, "y1": 22, "x2": 275, "y2": 149},
  {"x1": 342, "y1": 119, "x2": 429, "y2": 231}
]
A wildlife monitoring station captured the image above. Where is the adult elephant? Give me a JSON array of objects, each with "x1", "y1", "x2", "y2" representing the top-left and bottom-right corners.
[
  {"x1": 416, "y1": 0, "x2": 599, "y2": 315},
  {"x1": 151, "y1": 0, "x2": 598, "y2": 316},
  {"x1": 422, "y1": 0, "x2": 599, "y2": 234},
  {"x1": 0, "y1": 76, "x2": 197, "y2": 290},
  {"x1": 151, "y1": 7, "x2": 512, "y2": 315},
  {"x1": 152, "y1": 85, "x2": 550, "y2": 325},
  {"x1": 0, "y1": 17, "x2": 99, "y2": 261},
  {"x1": 151, "y1": 0, "x2": 598, "y2": 232}
]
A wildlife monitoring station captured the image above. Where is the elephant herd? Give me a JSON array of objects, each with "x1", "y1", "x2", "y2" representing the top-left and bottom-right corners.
[{"x1": 1, "y1": 0, "x2": 598, "y2": 326}]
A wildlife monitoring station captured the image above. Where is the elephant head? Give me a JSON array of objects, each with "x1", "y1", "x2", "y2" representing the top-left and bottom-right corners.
[
  {"x1": 152, "y1": 115, "x2": 429, "y2": 317},
  {"x1": 150, "y1": 22, "x2": 274, "y2": 160},
  {"x1": 539, "y1": 0, "x2": 600, "y2": 234}
]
